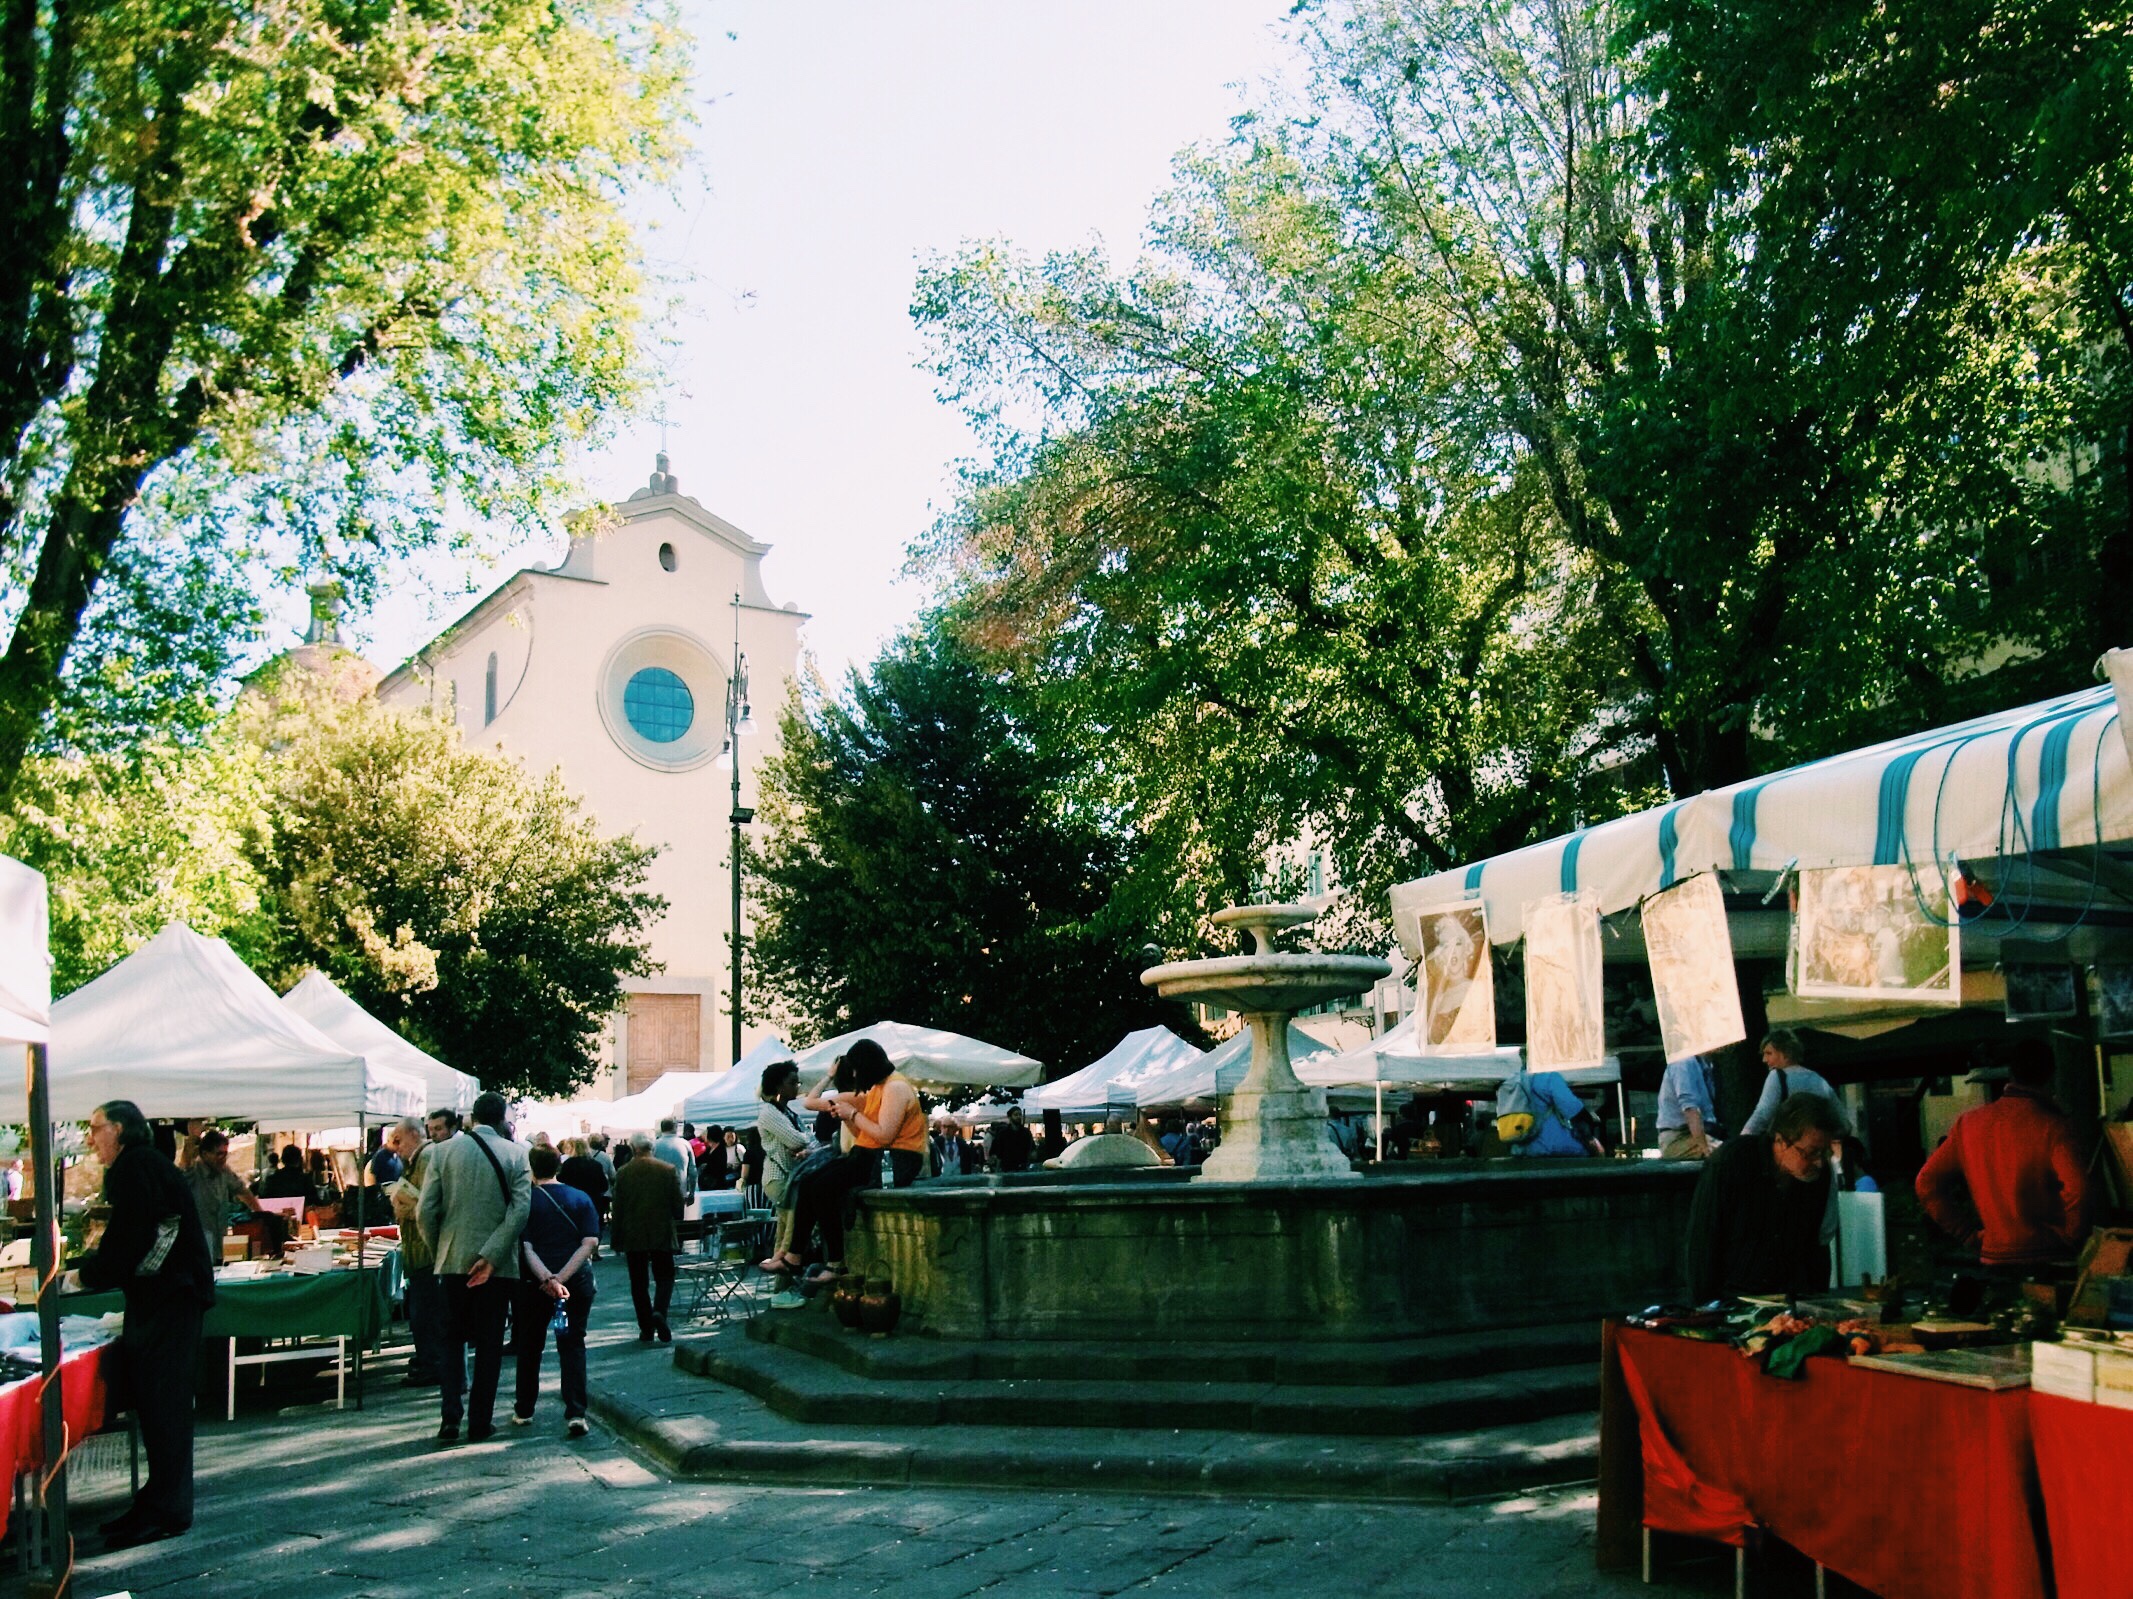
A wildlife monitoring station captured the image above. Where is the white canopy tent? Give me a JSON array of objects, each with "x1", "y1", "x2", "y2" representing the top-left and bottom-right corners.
[
  {"x1": 1391, "y1": 678, "x2": 2133, "y2": 954},
  {"x1": 282, "y1": 970, "x2": 478, "y2": 1115},
  {"x1": 1025, "y1": 1026, "x2": 1203, "y2": 1118},
  {"x1": 677, "y1": 1066, "x2": 781, "y2": 1126},
  {"x1": 593, "y1": 1071, "x2": 728, "y2": 1133},
  {"x1": 791, "y1": 1021, "x2": 1042, "y2": 1092},
  {"x1": 1133, "y1": 1023, "x2": 1332, "y2": 1109},
  {"x1": 0, "y1": 855, "x2": 49, "y2": 1049},
  {"x1": 32, "y1": 922, "x2": 424, "y2": 1127},
  {"x1": 1295, "y1": 1012, "x2": 1625, "y2": 1158}
]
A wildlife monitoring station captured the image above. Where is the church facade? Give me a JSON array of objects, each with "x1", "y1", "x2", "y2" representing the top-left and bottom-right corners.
[{"x1": 376, "y1": 456, "x2": 805, "y2": 1090}]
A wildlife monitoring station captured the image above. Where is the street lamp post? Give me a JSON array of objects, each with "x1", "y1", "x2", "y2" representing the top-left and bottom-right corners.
[{"x1": 721, "y1": 592, "x2": 756, "y2": 1068}]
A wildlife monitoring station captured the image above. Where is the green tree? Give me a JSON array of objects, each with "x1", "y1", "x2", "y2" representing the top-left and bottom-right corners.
[
  {"x1": 915, "y1": 0, "x2": 2107, "y2": 938},
  {"x1": 0, "y1": 0, "x2": 688, "y2": 789},
  {"x1": 1626, "y1": 0, "x2": 2133, "y2": 695},
  {"x1": 241, "y1": 671, "x2": 664, "y2": 1098},
  {"x1": 747, "y1": 628, "x2": 1199, "y2": 1074},
  {"x1": 0, "y1": 733, "x2": 273, "y2": 994}
]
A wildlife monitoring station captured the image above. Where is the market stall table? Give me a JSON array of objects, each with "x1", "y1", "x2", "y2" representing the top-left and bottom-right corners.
[
  {"x1": 63, "y1": 1265, "x2": 392, "y2": 1419},
  {"x1": 1, "y1": 1340, "x2": 114, "y2": 1540},
  {"x1": 2029, "y1": 1390, "x2": 2130, "y2": 1599},
  {"x1": 1598, "y1": 1322, "x2": 2049, "y2": 1599}
]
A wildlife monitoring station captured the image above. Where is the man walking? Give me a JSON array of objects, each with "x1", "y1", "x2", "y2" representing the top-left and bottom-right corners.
[
  {"x1": 652, "y1": 1117, "x2": 698, "y2": 1198},
  {"x1": 387, "y1": 1115, "x2": 445, "y2": 1387},
  {"x1": 611, "y1": 1131, "x2": 682, "y2": 1342},
  {"x1": 418, "y1": 1091, "x2": 531, "y2": 1443},
  {"x1": 67, "y1": 1100, "x2": 216, "y2": 1548}
]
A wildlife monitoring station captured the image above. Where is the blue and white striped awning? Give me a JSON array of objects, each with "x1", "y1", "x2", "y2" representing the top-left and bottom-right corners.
[{"x1": 1390, "y1": 667, "x2": 2133, "y2": 954}]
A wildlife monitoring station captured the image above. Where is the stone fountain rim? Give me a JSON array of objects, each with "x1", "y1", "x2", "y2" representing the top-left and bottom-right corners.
[{"x1": 1141, "y1": 952, "x2": 1392, "y2": 986}]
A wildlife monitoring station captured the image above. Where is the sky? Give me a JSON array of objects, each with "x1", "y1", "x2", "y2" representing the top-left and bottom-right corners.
[{"x1": 340, "y1": 0, "x2": 1302, "y2": 685}]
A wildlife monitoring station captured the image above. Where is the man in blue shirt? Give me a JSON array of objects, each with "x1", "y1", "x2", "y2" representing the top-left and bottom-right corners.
[
  {"x1": 1511, "y1": 1071, "x2": 1602, "y2": 1157},
  {"x1": 514, "y1": 1144, "x2": 602, "y2": 1436},
  {"x1": 1658, "y1": 1054, "x2": 1724, "y2": 1159}
]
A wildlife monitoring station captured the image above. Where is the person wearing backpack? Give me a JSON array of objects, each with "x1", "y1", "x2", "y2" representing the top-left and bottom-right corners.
[
  {"x1": 418, "y1": 1091, "x2": 532, "y2": 1445},
  {"x1": 1497, "y1": 1069, "x2": 1602, "y2": 1157}
]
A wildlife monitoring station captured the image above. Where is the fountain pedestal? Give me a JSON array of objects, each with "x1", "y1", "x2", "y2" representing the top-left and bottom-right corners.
[{"x1": 1141, "y1": 903, "x2": 1388, "y2": 1182}]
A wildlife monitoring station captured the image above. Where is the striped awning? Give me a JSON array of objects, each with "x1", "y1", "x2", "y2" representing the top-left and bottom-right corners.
[{"x1": 1390, "y1": 663, "x2": 2133, "y2": 954}]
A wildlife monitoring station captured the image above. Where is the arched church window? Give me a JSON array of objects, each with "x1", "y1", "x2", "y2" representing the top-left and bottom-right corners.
[
  {"x1": 484, "y1": 652, "x2": 499, "y2": 725},
  {"x1": 658, "y1": 542, "x2": 677, "y2": 572}
]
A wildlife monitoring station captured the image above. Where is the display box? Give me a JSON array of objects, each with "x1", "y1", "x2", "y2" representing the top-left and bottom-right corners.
[{"x1": 2033, "y1": 1340, "x2": 2097, "y2": 1402}]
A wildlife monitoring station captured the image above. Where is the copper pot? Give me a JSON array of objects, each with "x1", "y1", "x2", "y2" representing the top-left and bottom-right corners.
[{"x1": 856, "y1": 1278, "x2": 902, "y2": 1336}]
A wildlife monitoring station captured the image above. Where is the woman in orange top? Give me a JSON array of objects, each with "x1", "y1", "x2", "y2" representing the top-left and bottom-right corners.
[{"x1": 781, "y1": 1039, "x2": 925, "y2": 1282}]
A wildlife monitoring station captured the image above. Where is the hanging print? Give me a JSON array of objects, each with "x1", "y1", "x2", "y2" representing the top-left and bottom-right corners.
[
  {"x1": 1641, "y1": 873, "x2": 1746, "y2": 1063},
  {"x1": 1793, "y1": 865, "x2": 1959, "y2": 1004},
  {"x1": 1415, "y1": 901, "x2": 1497, "y2": 1050},
  {"x1": 1523, "y1": 890, "x2": 1606, "y2": 1071}
]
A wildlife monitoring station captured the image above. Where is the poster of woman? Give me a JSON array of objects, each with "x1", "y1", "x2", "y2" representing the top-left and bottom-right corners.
[{"x1": 1416, "y1": 901, "x2": 1496, "y2": 1049}]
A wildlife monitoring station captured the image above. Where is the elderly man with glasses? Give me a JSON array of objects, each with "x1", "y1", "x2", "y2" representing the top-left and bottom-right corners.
[{"x1": 1684, "y1": 1093, "x2": 1844, "y2": 1304}]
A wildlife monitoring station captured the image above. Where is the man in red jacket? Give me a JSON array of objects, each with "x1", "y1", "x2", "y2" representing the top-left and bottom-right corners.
[{"x1": 1916, "y1": 1044, "x2": 2088, "y2": 1269}]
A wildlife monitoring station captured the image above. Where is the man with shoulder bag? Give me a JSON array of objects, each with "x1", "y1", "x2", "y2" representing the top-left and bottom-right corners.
[{"x1": 418, "y1": 1091, "x2": 531, "y2": 1444}]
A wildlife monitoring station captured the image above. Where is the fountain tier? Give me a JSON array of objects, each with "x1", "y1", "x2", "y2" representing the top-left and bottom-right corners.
[{"x1": 1140, "y1": 902, "x2": 1390, "y2": 1181}]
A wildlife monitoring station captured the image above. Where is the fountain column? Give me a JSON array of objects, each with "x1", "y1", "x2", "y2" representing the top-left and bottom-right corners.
[{"x1": 1143, "y1": 903, "x2": 1389, "y2": 1184}]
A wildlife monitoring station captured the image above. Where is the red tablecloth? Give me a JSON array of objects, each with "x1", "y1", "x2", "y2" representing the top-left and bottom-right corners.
[
  {"x1": 2030, "y1": 1390, "x2": 2129, "y2": 1599},
  {"x1": 0, "y1": 1341, "x2": 114, "y2": 1537},
  {"x1": 1604, "y1": 1325, "x2": 2049, "y2": 1599}
]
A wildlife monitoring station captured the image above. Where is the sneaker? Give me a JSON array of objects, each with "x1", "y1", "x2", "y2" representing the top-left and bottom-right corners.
[
  {"x1": 510, "y1": 1412, "x2": 534, "y2": 1426},
  {"x1": 770, "y1": 1289, "x2": 807, "y2": 1311},
  {"x1": 566, "y1": 1417, "x2": 591, "y2": 1439}
]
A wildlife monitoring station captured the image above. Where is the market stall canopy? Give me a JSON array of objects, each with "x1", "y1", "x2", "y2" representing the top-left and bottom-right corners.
[
  {"x1": 35, "y1": 922, "x2": 425, "y2": 1126},
  {"x1": 282, "y1": 970, "x2": 478, "y2": 1115},
  {"x1": 733, "y1": 1036, "x2": 794, "y2": 1077},
  {"x1": 511, "y1": 1096, "x2": 613, "y2": 1143},
  {"x1": 1025, "y1": 1026, "x2": 1203, "y2": 1116},
  {"x1": 1295, "y1": 1013, "x2": 1621, "y2": 1090},
  {"x1": 0, "y1": 856, "x2": 50, "y2": 1047},
  {"x1": 676, "y1": 1066, "x2": 781, "y2": 1126},
  {"x1": 791, "y1": 1022, "x2": 1042, "y2": 1091},
  {"x1": 1390, "y1": 679, "x2": 2133, "y2": 953},
  {"x1": 593, "y1": 1071, "x2": 728, "y2": 1132},
  {"x1": 1134, "y1": 1023, "x2": 1331, "y2": 1109}
]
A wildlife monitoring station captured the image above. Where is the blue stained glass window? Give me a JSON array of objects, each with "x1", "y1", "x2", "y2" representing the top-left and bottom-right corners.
[{"x1": 623, "y1": 666, "x2": 694, "y2": 743}]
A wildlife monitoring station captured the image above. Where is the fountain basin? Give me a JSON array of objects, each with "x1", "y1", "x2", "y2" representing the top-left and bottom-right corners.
[
  {"x1": 850, "y1": 1161, "x2": 1699, "y2": 1344},
  {"x1": 1140, "y1": 953, "x2": 1394, "y2": 1016}
]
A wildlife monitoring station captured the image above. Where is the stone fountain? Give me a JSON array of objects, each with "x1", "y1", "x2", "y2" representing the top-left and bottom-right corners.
[{"x1": 1141, "y1": 902, "x2": 1389, "y2": 1181}]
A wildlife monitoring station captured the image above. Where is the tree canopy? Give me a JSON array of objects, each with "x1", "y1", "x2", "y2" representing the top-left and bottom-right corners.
[
  {"x1": 0, "y1": 0, "x2": 688, "y2": 790},
  {"x1": 2, "y1": 666, "x2": 665, "y2": 1098},
  {"x1": 745, "y1": 629, "x2": 1200, "y2": 1073},
  {"x1": 910, "y1": 0, "x2": 2121, "y2": 944}
]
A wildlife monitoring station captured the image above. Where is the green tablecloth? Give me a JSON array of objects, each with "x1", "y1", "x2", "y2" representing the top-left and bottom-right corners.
[{"x1": 64, "y1": 1266, "x2": 392, "y2": 1347}]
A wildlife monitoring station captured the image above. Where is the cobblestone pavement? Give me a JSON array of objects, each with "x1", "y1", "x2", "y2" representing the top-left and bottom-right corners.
[{"x1": 59, "y1": 1261, "x2": 1738, "y2": 1599}]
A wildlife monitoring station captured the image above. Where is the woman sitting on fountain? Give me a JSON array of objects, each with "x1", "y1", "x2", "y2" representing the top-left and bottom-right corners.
[{"x1": 767, "y1": 1039, "x2": 926, "y2": 1284}]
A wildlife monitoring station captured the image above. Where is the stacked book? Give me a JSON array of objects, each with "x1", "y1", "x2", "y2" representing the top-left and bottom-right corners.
[{"x1": 2032, "y1": 1337, "x2": 2133, "y2": 1406}]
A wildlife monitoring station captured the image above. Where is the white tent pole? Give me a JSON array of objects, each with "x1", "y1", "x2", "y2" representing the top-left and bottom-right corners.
[
  {"x1": 1375, "y1": 1081, "x2": 1384, "y2": 1162},
  {"x1": 1616, "y1": 1082, "x2": 1628, "y2": 1150}
]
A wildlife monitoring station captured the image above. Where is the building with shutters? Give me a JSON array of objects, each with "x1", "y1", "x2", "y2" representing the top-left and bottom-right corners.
[{"x1": 375, "y1": 455, "x2": 806, "y2": 1090}]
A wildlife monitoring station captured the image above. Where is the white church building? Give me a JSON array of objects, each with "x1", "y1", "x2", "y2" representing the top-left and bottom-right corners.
[{"x1": 376, "y1": 455, "x2": 805, "y2": 1092}]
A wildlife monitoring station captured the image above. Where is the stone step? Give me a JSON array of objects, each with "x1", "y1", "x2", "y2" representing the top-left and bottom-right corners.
[
  {"x1": 748, "y1": 1304, "x2": 1601, "y2": 1388},
  {"x1": 679, "y1": 1325, "x2": 1598, "y2": 1438},
  {"x1": 598, "y1": 1348, "x2": 1602, "y2": 1504}
]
